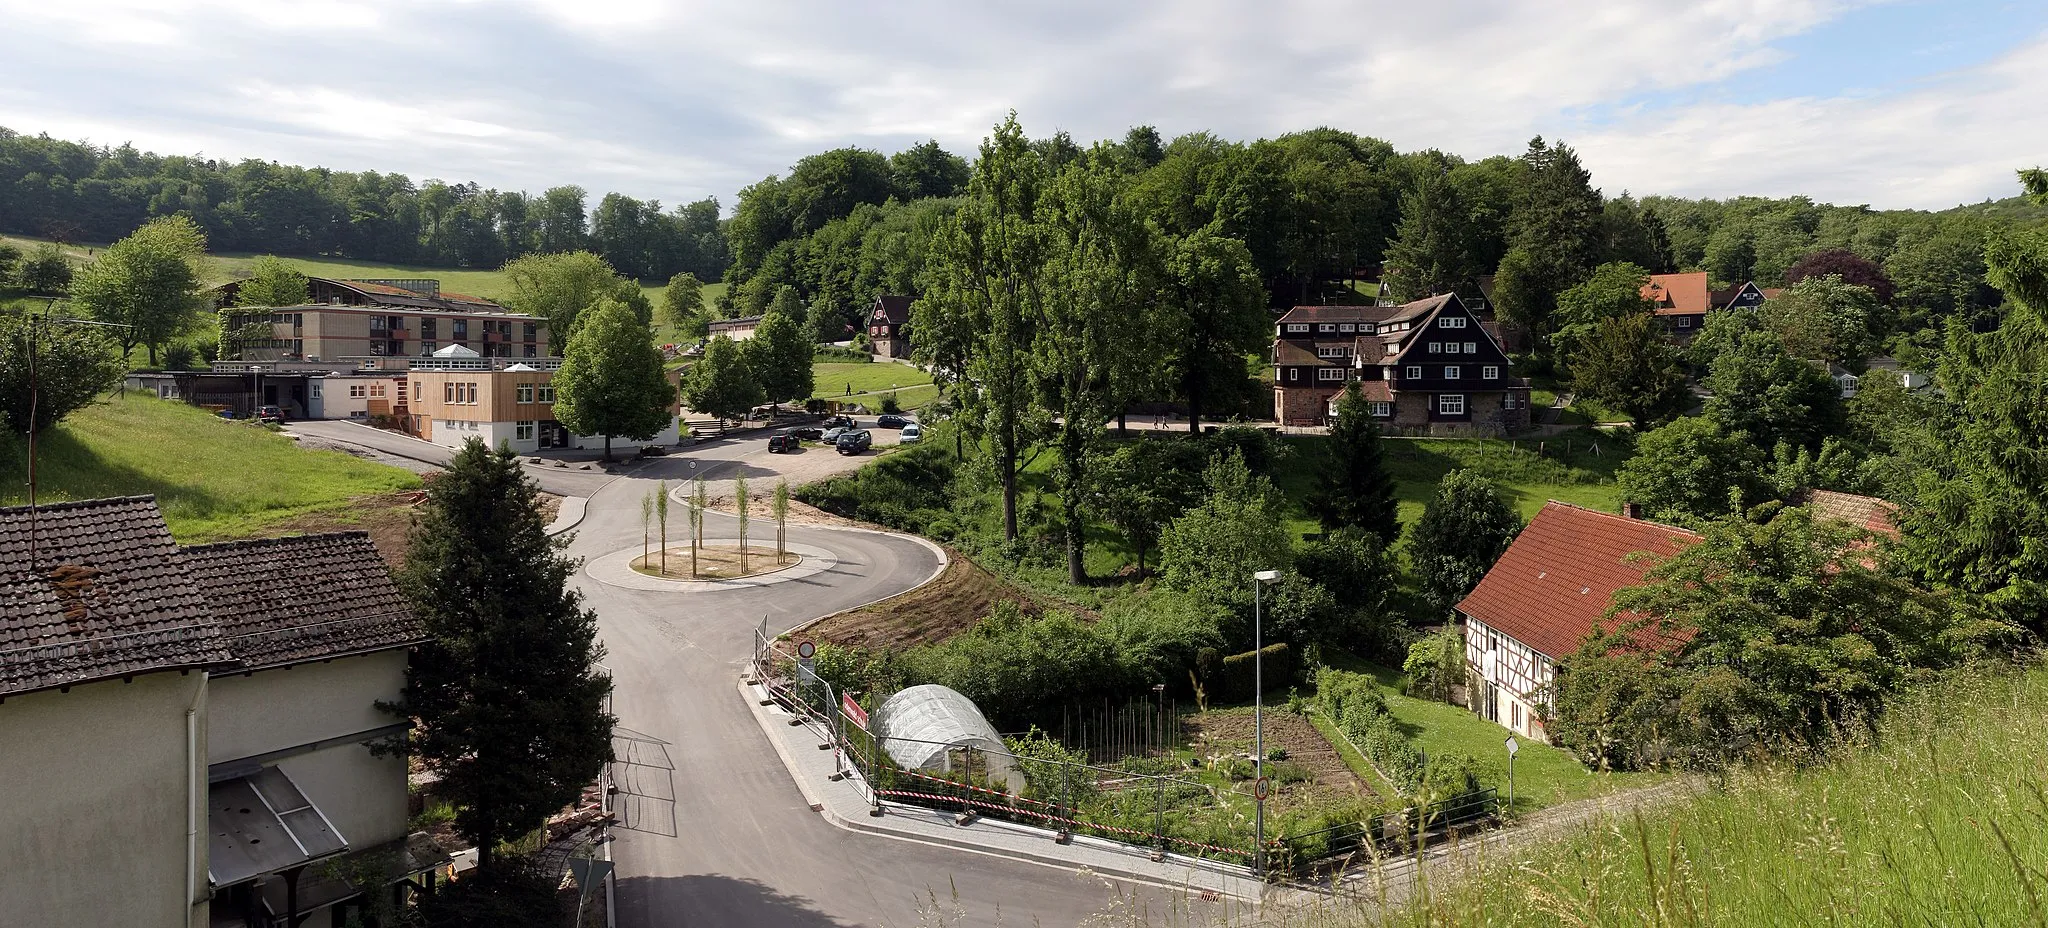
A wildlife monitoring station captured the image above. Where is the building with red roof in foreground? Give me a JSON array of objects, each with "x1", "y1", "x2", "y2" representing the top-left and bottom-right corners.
[{"x1": 1454, "y1": 501, "x2": 1701, "y2": 742}]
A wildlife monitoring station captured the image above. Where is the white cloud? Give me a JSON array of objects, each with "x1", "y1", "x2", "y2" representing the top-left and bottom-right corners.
[{"x1": 0, "y1": 0, "x2": 2030, "y2": 210}]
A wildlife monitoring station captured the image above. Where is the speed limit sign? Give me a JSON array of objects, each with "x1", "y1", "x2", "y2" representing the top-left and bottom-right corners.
[{"x1": 1253, "y1": 776, "x2": 1270, "y2": 801}]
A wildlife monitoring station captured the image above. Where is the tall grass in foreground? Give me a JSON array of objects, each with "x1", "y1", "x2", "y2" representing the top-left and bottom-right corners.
[{"x1": 1380, "y1": 662, "x2": 2048, "y2": 927}]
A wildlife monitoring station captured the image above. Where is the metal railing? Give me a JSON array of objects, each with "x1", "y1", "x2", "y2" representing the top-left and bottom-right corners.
[{"x1": 1272, "y1": 788, "x2": 1499, "y2": 875}]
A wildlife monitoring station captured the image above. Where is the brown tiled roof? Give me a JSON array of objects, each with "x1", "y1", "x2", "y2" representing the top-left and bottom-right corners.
[
  {"x1": 1273, "y1": 341, "x2": 1338, "y2": 366},
  {"x1": 1795, "y1": 489, "x2": 1900, "y2": 539},
  {"x1": 0, "y1": 497, "x2": 233, "y2": 697},
  {"x1": 1643, "y1": 272, "x2": 1710, "y2": 316},
  {"x1": 873, "y1": 295, "x2": 913, "y2": 325},
  {"x1": 180, "y1": 532, "x2": 423, "y2": 671},
  {"x1": 1456, "y1": 502, "x2": 1701, "y2": 660},
  {"x1": 1276, "y1": 304, "x2": 1402, "y2": 326}
]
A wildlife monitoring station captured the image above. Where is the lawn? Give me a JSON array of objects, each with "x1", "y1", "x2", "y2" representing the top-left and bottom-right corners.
[
  {"x1": 1319, "y1": 651, "x2": 1665, "y2": 814},
  {"x1": 0, "y1": 393, "x2": 421, "y2": 541},
  {"x1": 810, "y1": 360, "x2": 938, "y2": 409}
]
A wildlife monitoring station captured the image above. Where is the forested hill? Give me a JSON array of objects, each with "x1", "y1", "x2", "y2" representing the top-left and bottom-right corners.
[{"x1": 3, "y1": 123, "x2": 2042, "y2": 342}]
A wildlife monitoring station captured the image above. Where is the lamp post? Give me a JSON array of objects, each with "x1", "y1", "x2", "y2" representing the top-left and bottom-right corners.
[{"x1": 1252, "y1": 567, "x2": 1279, "y2": 876}]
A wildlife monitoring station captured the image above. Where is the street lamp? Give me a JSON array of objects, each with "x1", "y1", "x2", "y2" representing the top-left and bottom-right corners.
[{"x1": 1252, "y1": 567, "x2": 1279, "y2": 876}]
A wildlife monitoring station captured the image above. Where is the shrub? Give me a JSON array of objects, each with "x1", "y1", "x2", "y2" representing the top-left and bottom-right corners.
[
  {"x1": 879, "y1": 392, "x2": 901, "y2": 414},
  {"x1": 1401, "y1": 626, "x2": 1466, "y2": 702}
]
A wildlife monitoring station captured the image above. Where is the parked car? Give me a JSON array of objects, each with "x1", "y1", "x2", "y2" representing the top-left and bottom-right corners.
[
  {"x1": 767, "y1": 429, "x2": 798, "y2": 453},
  {"x1": 875, "y1": 413, "x2": 911, "y2": 429},
  {"x1": 821, "y1": 426, "x2": 850, "y2": 444},
  {"x1": 791, "y1": 425, "x2": 825, "y2": 441},
  {"x1": 835, "y1": 429, "x2": 873, "y2": 455},
  {"x1": 255, "y1": 405, "x2": 286, "y2": 424},
  {"x1": 900, "y1": 422, "x2": 923, "y2": 444},
  {"x1": 822, "y1": 414, "x2": 855, "y2": 430}
]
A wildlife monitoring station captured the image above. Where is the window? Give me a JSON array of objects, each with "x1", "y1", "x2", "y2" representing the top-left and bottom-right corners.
[
  {"x1": 1428, "y1": 342, "x2": 1441, "y2": 354},
  {"x1": 1483, "y1": 365, "x2": 1500, "y2": 380},
  {"x1": 517, "y1": 383, "x2": 536, "y2": 403},
  {"x1": 1438, "y1": 316, "x2": 1467, "y2": 329},
  {"x1": 1318, "y1": 323, "x2": 1336, "y2": 333},
  {"x1": 368, "y1": 341, "x2": 386, "y2": 356},
  {"x1": 420, "y1": 319, "x2": 438, "y2": 339},
  {"x1": 444, "y1": 382, "x2": 455, "y2": 403},
  {"x1": 1677, "y1": 316, "x2": 1694, "y2": 328},
  {"x1": 1511, "y1": 701, "x2": 1523, "y2": 731},
  {"x1": 1404, "y1": 365, "x2": 1421, "y2": 379},
  {"x1": 369, "y1": 384, "x2": 386, "y2": 398},
  {"x1": 453, "y1": 320, "x2": 469, "y2": 339},
  {"x1": 1286, "y1": 323, "x2": 1309, "y2": 333},
  {"x1": 1318, "y1": 368, "x2": 1345, "y2": 381},
  {"x1": 523, "y1": 344, "x2": 539, "y2": 358},
  {"x1": 1439, "y1": 394, "x2": 1466, "y2": 415},
  {"x1": 1338, "y1": 323, "x2": 1354, "y2": 333},
  {"x1": 1445, "y1": 365, "x2": 1461, "y2": 379},
  {"x1": 516, "y1": 421, "x2": 536, "y2": 441},
  {"x1": 1464, "y1": 342, "x2": 1477, "y2": 354},
  {"x1": 350, "y1": 384, "x2": 366, "y2": 398},
  {"x1": 1288, "y1": 368, "x2": 1300, "y2": 382},
  {"x1": 538, "y1": 384, "x2": 556, "y2": 403},
  {"x1": 1369, "y1": 401, "x2": 1392, "y2": 417},
  {"x1": 421, "y1": 342, "x2": 438, "y2": 356},
  {"x1": 1503, "y1": 393, "x2": 1520, "y2": 409},
  {"x1": 1360, "y1": 324, "x2": 1375, "y2": 335},
  {"x1": 465, "y1": 383, "x2": 477, "y2": 404},
  {"x1": 1317, "y1": 345, "x2": 1350, "y2": 358}
]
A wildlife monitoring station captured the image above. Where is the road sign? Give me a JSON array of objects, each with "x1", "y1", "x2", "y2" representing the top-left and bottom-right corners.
[
  {"x1": 567, "y1": 857, "x2": 613, "y2": 891},
  {"x1": 842, "y1": 692, "x2": 869, "y2": 730},
  {"x1": 797, "y1": 658, "x2": 817, "y2": 681},
  {"x1": 796, "y1": 640, "x2": 817, "y2": 660},
  {"x1": 1505, "y1": 736, "x2": 1519, "y2": 757},
  {"x1": 1253, "y1": 776, "x2": 1270, "y2": 801}
]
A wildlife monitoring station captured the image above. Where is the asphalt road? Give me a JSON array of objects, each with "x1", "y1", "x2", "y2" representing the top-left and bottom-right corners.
[
  {"x1": 285, "y1": 419, "x2": 623, "y2": 497},
  {"x1": 568, "y1": 439, "x2": 1222, "y2": 927}
]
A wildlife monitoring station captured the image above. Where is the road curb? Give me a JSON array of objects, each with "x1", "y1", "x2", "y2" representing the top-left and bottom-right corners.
[
  {"x1": 546, "y1": 496, "x2": 588, "y2": 537},
  {"x1": 735, "y1": 677, "x2": 1263, "y2": 903}
]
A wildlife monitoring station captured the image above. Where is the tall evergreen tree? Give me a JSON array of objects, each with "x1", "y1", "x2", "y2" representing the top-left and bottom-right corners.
[
  {"x1": 1382, "y1": 171, "x2": 1479, "y2": 301},
  {"x1": 1493, "y1": 138, "x2": 1604, "y2": 345},
  {"x1": 388, "y1": 438, "x2": 614, "y2": 868},
  {"x1": 1409, "y1": 470, "x2": 1523, "y2": 614},
  {"x1": 552, "y1": 297, "x2": 677, "y2": 461},
  {"x1": 1311, "y1": 383, "x2": 1400, "y2": 542},
  {"x1": 1566, "y1": 312, "x2": 1693, "y2": 429}
]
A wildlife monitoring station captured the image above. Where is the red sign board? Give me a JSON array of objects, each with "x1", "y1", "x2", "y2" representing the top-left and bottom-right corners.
[{"x1": 841, "y1": 693, "x2": 869, "y2": 730}]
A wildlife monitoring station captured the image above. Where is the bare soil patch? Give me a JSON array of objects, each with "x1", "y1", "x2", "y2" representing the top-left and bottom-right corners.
[
  {"x1": 806, "y1": 552, "x2": 1040, "y2": 649},
  {"x1": 632, "y1": 545, "x2": 798, "y2": 580},
  {"x1": 257, "y1": 491, "x2": 423, "y2": 567},
  {"x1": 1184, "y1": 709, "x2": 1374, "y2": 802}
]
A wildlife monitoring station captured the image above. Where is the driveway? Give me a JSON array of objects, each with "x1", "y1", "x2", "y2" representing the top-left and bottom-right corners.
[{"x1": 569, "y1": 449, "x2": 1221, "y2": 927}]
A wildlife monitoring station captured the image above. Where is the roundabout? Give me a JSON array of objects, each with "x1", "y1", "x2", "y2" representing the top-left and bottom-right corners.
[{"x1": 584, "y1": 538, "x2": 839, "y2": 591}]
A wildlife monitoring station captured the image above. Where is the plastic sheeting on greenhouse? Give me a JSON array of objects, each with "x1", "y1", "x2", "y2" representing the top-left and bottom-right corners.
[{"x1": 873, "y1": 684, "x2": 1024, "y2": 794}]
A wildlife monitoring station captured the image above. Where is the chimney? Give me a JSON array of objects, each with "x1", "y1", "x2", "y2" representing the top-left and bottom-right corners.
[{"x1": 1622, "y1": 501, "x2": 1644, "y2": 520}]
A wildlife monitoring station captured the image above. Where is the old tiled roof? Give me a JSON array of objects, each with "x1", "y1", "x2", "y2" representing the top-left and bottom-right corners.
[
  {"x1": 1796, "y1": 489, "x2": 1901, "y2": 539},
  {"x1": 0, "y1": 497, "x2": 233, "y2": 697},
  {"x1": 1643, "y1": 272, "x2": 1711, "y2": 316},
  {"x1": 1273, "y1": 341, "x2": 1340, "y2": 367},
  {"x1": 1456, "y1": 502, "x2": 1701, "y2": 660},
  {"x1": 1276, "y1": 304, "x2": 1401, "y2": 326},
  {"x1": 873, "y1": 295, "x2": 913, "y2": 325},
  {"x1": 180, "y1": 532, "x2": 423, "y2": 671}
]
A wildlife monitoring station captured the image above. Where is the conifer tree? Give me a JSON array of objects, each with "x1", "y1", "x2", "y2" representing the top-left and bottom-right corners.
[
  {"x1": 388, "y1": 438, "x2": 613, "y2": 869},
  {"x1": 1382, "y1": 171, "x2": 1479, "y2": 302},
  {"x1": 1311, "y1": 383, "x2": 1400, "y2": 542}
]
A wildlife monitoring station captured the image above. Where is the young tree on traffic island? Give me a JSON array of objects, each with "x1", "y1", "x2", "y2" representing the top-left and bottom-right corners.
[
  {"x1": 387, "y1": 438, "x2": 614, "y2": 868},
  {"x1": 1409, "y1": 469, "x2": 1524, "y2": 615},
  {"x1": 1310, "y1": 382, "x2": 1400, "y2": 543},
  {"x1": 552, "y1": 297, "x2": 677, "y2": 462}
]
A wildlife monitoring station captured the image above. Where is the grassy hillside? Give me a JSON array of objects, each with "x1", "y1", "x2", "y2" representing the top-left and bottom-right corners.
[
  {"x1": 0, "y1": 232, "x2": 724, "y2": 316},
  {"x1": 811, "y1": 360, "x2": 938, "y2": 409},
  {"x1": 1273, "y1": 430, "x2": 1626, "y2": 537},
  {"x1": 1366, "y1": 663, "x2": 2048, "y2": 927},
  {"x1": 0, "y1": 393, "x2": 420, "y2": 540}
]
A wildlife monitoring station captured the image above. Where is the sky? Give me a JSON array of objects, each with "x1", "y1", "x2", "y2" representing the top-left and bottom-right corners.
[{"x1": 1, "y1": 0, "x2": 2042, "y2": 213}]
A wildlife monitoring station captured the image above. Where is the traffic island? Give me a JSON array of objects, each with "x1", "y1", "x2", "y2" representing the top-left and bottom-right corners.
[
  {"x1": 584, "y1": 540, "x2": 838, "y2": 591},
  {"x1": 631, "y1": 545, "x2": 798, "y2": 580}
]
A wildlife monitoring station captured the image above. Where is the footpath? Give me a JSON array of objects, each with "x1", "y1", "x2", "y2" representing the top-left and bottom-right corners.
[{"x1": 737, "y1": 675, "x2": 1268, "y2": 904}]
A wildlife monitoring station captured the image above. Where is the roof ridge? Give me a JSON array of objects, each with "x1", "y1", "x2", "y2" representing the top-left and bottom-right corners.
[
  {"x1": 0, "y1": 494, "x2": 158, "y2": 517},
  {"x1": 1539, "y1": 499, "x2": 1701, "y2": 538},
  {"x1": 179, "y1": 530, "x2": 374, "y2": 554}
]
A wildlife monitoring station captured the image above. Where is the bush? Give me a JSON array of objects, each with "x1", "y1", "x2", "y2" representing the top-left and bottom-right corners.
[
  {"x1": 1317, "y1": 667, "x2": 1480, "y2": 797},
  {"x1": 1402, "y1": 626, "x2": 1465, "y2": 702},
  {"x1": 879, "y1": 392, "x2": 901, "y2": 414},
  {"x1": 814, "y1": 344, "x2": 873, "y2": 363},
  {"x1": 1213, "y1": 643, "x2": 1294, "y2": 701}
]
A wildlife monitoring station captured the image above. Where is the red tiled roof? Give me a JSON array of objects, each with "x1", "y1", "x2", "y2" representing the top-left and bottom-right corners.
[
  {"x1": 1643, "y1": 272, "x2": 1710, "y2": 317},
  {"x1": 1456, "y1": 502, "x2": 1701, "y2": 659},
  {"x1": 1797, "y1": 489, "x2": 1900, "y2": 539}
]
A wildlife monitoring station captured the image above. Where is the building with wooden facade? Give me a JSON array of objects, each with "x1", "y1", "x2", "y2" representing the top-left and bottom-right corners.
[
  {"x1": 402, "y1": 346, "x2": 681, "y2": 453},
  {"x1": 1269, "y1": 293, "x2": 1531, "y2": 433},
  {"x1": 867, "y1": 295, "x2": 914, "y2": 358}
]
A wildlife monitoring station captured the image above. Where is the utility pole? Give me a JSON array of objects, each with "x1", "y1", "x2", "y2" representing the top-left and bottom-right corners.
[
  {"x1": 1252, "y1": 567, "x2": 1279, "y2": 876},
  {"x1": 13, "y1": 301, "x2": 131, "y2": 571}
]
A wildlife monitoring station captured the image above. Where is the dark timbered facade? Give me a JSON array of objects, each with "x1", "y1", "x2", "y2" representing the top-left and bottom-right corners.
[
  {"x1": 1270, "y1": 293, "x2": 1531, "y2": 433},
  {"x1": 868, "y1": 295, "x2": 914, "y2": 358}
]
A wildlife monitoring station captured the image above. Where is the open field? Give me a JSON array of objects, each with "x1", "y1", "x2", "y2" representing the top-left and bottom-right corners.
[
  {"x1": 811, "y1": 360, "x2": 939, "y2": 409},
  {"x1": 1273, "y1": 430, "x2": 1627, "y2": 539},
  {"x1": 0, "y1": 392, "x2": 421, "y2": 540},
  {"x1": 1372, "y1": 664, "x2": 2048, "y2": 926}
]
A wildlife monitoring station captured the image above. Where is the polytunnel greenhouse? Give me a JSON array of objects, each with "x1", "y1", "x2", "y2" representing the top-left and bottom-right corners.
[{"x1": 872, "y1": 684, "x2": 1023, "y2": 794}]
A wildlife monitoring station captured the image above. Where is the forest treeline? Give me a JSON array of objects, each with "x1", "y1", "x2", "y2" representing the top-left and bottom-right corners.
[{"x1": 4, "y1": 122, "x2": 2044, "y2": 344}]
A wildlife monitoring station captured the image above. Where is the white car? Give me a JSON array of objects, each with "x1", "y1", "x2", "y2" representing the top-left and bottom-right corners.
[{"x1": 899, "y1": 422, "x2": 923, "y2": 444}]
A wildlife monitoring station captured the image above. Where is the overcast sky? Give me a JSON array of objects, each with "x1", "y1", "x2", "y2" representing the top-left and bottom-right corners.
[{"x1": 2, "y1": 0, "x2": 2042, "y2": 213}]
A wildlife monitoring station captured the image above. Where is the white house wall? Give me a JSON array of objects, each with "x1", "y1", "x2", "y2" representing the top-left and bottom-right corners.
[
  {"x1": 0, "y1": 672, "x2": 208, "y2": 928},
  {"x1": 1463, "y1": 616, "x2": 1554, "y2": 742}
]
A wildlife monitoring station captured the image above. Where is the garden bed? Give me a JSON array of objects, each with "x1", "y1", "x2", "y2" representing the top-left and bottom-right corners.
[{"x1": 632, "y1": 546, "x2": 797, "y2": 580}]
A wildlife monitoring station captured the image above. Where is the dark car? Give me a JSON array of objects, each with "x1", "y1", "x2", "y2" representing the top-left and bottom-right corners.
[
  {"x1": 835, "y1": 429, "x2": 872, "y2": 455},
  {"x1": 790, "y1": 425, "x2": 825, "y2": 441},
  {"x1": 875, "y1": 413, "x2": 911, "y2": 429},
  {"x1": 821, "y1": 426, "x2": 850, "y2": 445},
  {"x1": 767, "y1": 429, "x2": 798, "y2": 453},
  {"x1": 822, "y1": 414, "x2": 855, "y2": 430},
  {"x1": 255, "y1": 405, "x2": 286, "y2": 424}
]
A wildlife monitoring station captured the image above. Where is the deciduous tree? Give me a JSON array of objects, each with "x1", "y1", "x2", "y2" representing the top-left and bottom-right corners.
[
  {"x1": 1614, "y1": 415, "x2": 1769, "y2": 525},
  {"x1": 681, "y1": 334, "x2": 765, "y2": 422},
  {"x1": 234, "y1": 255, "x2": 309, "y2": 307},
  {"x1": 69, "y1": 214, "x2": 208, "y2": 364},
  {"x1": 1785, "y1": 248, "x2": 1894, "y2": 305},
  {"x1": 1702, "y1": 328, "x2": 1845, "y2": 450},
  {"x1": 551, "y1": 297, "x2": 676, "y2": 461},
  {"x1": 743, "y1": 307, "x2": 813, "y2": 410},
  {"x1": 1159, "y1": 450, "x2": 1294, "y2": 611},
  {"x1": 387, "y1": 438, "x2": 613, "y2": 868},
  {"x1": 0, "y1": 313, "x2": 125, "y2": 435},
  {"x1": 1567, "y1": 312, "x2": 1692, "y2": 429},
  {"x1": 1162, "y1": 226, "x2": 1267, "y2": 433},
  {"x1": 1759, "y1": 274, "x2": 1883, "y2": 367},
  {"x1": 1409, "y1": 470, "x2": 1524, "y2": 614},
  {"x1": 501, "y1": 251, "x2": 649, "y2": 339},
  {"x1": 660, "y1": 271, "x2": 707, "y2": 338},
  {"x1": 16, "y1": 244, "x2": 73, "y2": 295}
]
